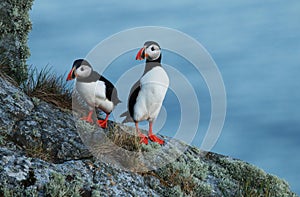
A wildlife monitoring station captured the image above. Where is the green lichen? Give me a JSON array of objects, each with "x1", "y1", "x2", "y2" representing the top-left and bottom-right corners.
[
  {"x1": 0, "y1": 134, "x2": 6, "y2": 146},
  {"x1": 162, "y1": 185, "x2": 184, "y2": 196},
  {"x1": 31, "y1": 97, "x2": 41, "y2": 106},
  {"x1": 25, "y1": 141, "x2": 53, "y2": 162},
  {"x1": 141, "y1": 141, "x2": 161, "y2": 152},
  {"x1": 91, "y1": 189, "x2": 101, "y2": 197},
  {"x1": 0, "y1": 0, "x2": 33, "y2": 84},
  {"x1": 0, "y1": 130, "x2": 9, "y2": 146},
  {"x1": 154, "y1": 150, "x2": 211, "y2": 196},
  {"x1": 12, "y1": 92, "x2": 21, "y2": 100},
  {"x1": 209, "y1": 156, "x2": 297, "y2": 197},
  {"x1": 32, "y1": 129, "x2": 40, "y2": 137},
  {"x1": 76, "y1": 119, "x2": 97, "y2": 133},
  {"x1": 44, "y1": 172, "x2": 83, "y2": 197},
  {"x1": 0, "y1": 180, "x2": 38, "y2": 197}
]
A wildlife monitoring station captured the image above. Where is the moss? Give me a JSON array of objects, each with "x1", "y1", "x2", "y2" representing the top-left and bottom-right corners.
[
  {"x1": 44, "y1": 172, "x2": 84, "y2": 197},
  {"x1": 0, "y1": 134, "x2": 6, "y2": 146},
  {"x1": 91, "y1": 189, "x2": 101, "y2": 197},
  {"x1": 24, "y1": 187, "x2": 38, "y2": 197},
  {"x1": 188, "y1": 156, "x2": 209, "y2": 180},
  {"x1": 31, "y1": 97, "x2": 41, "y2": 106},
  {"x1": 192, "y1": 180, "x2": 212, "y2": 196},
  {"x1": 0, "y1": 180, "x2": 38, "y2": 197},
  {"x1": 0, "y1": 0, "x2": 33, "y2": 84},
  {"x1": 0, "y1": 130, "x2": 9, "y2": 147},
  {"x1": 163, "y1": 185, "x2": 184, "y2": 196},
  {"x1": 141, "y1": 142, "x2": 161, "y2": 152},
  {"x1": 32, "y1": 128, "x2": 39, "y2": 137},
  {"x1": 76, "y1": 119, "x2": 97, "y2": 134},
  {"x1": 25, "y1": 141, "x2": 54, "y2": 162},
  {"x1": 154, "y1": 150, "x2": 211, "y2": 196},
  {"x1": 212, "y1": 156, "x2": 297, "y2": 197}
]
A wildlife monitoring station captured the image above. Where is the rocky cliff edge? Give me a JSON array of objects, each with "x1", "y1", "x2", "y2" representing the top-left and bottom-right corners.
[{"x1": 0, "y1": 76, "x2": 297, "y2": 197}]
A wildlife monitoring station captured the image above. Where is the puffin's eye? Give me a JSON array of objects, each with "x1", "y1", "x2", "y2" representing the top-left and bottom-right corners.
[
  {"x1": 151, "y1": 46, "x2": 155, "y2": 51},
  {"x1": 80, "y1": 67, "x2": 84, "y2": 71}
]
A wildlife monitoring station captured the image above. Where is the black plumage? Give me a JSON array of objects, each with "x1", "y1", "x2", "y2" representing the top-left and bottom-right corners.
[
  {"x1": 74, "y1": 59, "x2": 121, "y2": 106},
  {"x1": 120, "y1": 42, "x2": 162, "y2": 123}
]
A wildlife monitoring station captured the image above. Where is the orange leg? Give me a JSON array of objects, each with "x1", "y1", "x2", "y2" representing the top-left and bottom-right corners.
[
  {"x1": 148, "y1": 121, "x2": 164, "y2": 145},
  {"x1": 135, "y1": 122, "x2": 148, "y2": 145},
  {"x1": 97, "y1": 113, "x2": 109, "y2": 129},
  {"x1": 80, "y1": 110, "x2": 94, "y2": 123}
]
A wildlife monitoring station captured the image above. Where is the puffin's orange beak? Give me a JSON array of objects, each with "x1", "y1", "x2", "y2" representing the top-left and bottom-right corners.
[
  {"x1": 136, "y1": 47, "x2": 145, "y2": 60},
  {"x1": 66, "y1": 67, "x2": 76, "y2": 81}
]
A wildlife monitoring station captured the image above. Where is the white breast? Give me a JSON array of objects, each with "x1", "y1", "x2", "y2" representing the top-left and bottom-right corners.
[
  {"x1": 76, "y1": 80, "x2": 114, "y2": 113},
  {"x1": 133, "y1": 67, "x2": 169, "y2": 122}
]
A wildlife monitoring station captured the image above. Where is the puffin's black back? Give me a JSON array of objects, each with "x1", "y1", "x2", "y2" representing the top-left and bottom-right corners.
[
  {"x1": 127, "y1": 42, "x2": 163, "y2": 120},
  {"x1": 128, "y1": 80, "x2": 141, "y2": 119},
  {"x1": 99, "y1": 75, "x2": 121, "y2": 106},
  {"x1": 74, "y1": 59, "x2": 121, "y2": 106},
  {"x1": 120, "y1": 41, "x2": 163, "y2": 122}
]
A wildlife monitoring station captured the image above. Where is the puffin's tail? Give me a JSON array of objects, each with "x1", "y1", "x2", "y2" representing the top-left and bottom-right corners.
[
  {"x1": 112, "y1": 96, "x2": 122, "y2": 106},
  {"x1": 120, "y1": 111, "x2": 133, "y2": 123}
]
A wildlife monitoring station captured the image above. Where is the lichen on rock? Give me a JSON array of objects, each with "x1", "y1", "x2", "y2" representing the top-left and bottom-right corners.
[
  {"x1": 0, "y1": 76, "x2": 298, "y2": 196},
  {"x1": 0, "y1": 0, "x2": 34, "y2": 84}
]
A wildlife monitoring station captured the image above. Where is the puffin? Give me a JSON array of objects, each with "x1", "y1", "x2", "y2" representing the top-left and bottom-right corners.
[
  {"x1": 120, "y1": 41, "x2": 169, "y2": 145},
  {"x1": 66, "y1": 59, "x2": 121, "y2": 128}
]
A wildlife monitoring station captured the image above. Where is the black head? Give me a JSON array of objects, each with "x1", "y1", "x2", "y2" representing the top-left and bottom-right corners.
[
  {"x1": 72, "y1": 59, "x2": 92, "y2": 69},
  {"x1": 136, "y1": 41, "x2": 162, "y2": 62},
  {"x1": 66, "y1": 59, "x2": 92, "y2": 81},
  {"x1": 144, "y1": 41, "x2": 160, "y2": 49}
]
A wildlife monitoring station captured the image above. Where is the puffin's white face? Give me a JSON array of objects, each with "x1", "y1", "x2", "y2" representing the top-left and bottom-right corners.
[
  {"x1": 145, "y1": 44, "x2": 161, "y2": 61},
  {"x1": 75, "y1": 65, "x2": 92, "y2": 79}
]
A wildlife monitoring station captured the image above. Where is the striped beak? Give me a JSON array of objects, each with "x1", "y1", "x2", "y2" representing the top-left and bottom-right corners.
[
  {"x1": 66, "y1": 67, "x2": 76, "y2": 81},
  {"x1": 136, "y1": 47, "x2": 145, "y2": 60}
]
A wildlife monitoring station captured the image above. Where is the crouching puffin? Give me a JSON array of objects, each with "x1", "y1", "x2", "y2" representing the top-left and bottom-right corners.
[
  {"x1": 120, "y1": 41, "x2": 169, "y2": 145},
  {"x1": 66, "y1": 59, "x2": 121, "y2": 128}
]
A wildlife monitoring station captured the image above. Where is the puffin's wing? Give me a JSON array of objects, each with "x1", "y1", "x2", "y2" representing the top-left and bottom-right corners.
[
  {"x1": 119, "y1": 80, "x2": 141, "y2": 123},
  {"x1": 128, "y1": 80, "x2": 141, "y2": 117},
  {"x1": 99, "y1": 75, "x2": 121, "y2": 105},
  {"x1": 94, "y1": 80, "x2": 106, "y2": 99}
]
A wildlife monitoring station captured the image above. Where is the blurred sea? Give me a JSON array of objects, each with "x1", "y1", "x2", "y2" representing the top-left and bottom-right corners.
[{"x1": 28, "y1": 0, "x2": 300, "y2": 194}]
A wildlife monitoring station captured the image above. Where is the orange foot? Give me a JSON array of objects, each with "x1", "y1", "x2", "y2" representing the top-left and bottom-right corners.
[
  {"x1": 149, "y1": 135, "x2": 164, "y2": 145},
  {"x1": 80, "y1": 116, "x2": 93, "y2": 124},
  {"x1": 97, "y1": 119, "x2": 108, "y2": 129},
  {"x1": 139, "y1": 134, "x2": 148, "y2": 145}
]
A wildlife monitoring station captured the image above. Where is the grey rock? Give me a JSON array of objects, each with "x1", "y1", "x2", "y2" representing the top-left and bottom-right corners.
[
  {"x1": 0, "y1": 76, "x2": 34, "y2": 130},
  {"x1": 0, "y1": 76, "x2": 298, "y2": 197},
  {"x1": 0, "y1": 0, "x2": 33, "y2": 84}
]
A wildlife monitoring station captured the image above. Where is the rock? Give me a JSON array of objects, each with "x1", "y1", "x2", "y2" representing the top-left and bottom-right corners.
[
  {"x1": 0, "y1": 0, "x2": 33, "y2": 84},
  {"x1": 0, "y1": 77, "x2": 92, "y2": 163},
  {"x1": 0, "y1": 76, "x2": 34, "y2": 130},
  {"x1": 0, "y1": 76, "x2": 298, "y2": 197}
]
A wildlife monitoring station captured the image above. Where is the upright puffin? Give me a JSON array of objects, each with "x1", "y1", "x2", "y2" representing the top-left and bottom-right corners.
[
  {"x1": 66, "y1": 59, "x2": 121, "y2": 128},
  {"x1": 120, "y1": 41, "x2": 169, "y2": 145}
]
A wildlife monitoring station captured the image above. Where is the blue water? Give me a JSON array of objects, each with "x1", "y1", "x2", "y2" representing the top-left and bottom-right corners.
[{"x1": 28, "y1": 0, "x2": 300, "y2": 194}]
